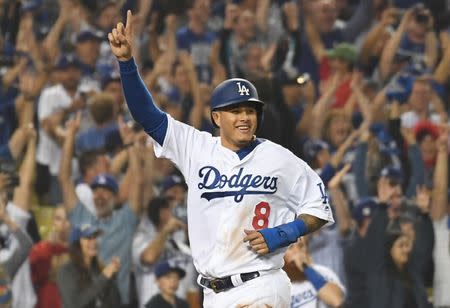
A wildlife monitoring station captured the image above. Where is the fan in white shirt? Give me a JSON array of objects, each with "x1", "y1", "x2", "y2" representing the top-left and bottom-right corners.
[{"x1": 284, "y1": 239, "x2": 345, "y2": 308}]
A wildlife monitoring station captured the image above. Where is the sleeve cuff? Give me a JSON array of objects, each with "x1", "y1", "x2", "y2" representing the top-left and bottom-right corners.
[{"x1": 119, "y1": 57, "x2": 137, "y2": 74}]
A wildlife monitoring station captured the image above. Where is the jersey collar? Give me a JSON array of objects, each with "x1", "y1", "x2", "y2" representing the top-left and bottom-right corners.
[{"x1": 236, "y1": 138, "x2": 264, "y2": 160}]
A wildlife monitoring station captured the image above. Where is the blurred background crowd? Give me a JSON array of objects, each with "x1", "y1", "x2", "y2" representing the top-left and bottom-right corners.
[{"x1": 0, "y1": 0, "x2": 449, "y2": 307}]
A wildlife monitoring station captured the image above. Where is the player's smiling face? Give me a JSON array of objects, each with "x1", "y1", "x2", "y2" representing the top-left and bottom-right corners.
[{"x1": 213, "y1": 102, "x2": 258, "y2": 151}]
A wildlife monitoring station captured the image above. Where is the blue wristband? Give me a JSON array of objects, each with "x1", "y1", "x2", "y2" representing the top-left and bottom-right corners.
[
  {"x1": 304, "y1": 266, "x2": 327, "y2": 291},
  {"x1": 259, "y1": 219, "x2": 308, "y2": 253}
]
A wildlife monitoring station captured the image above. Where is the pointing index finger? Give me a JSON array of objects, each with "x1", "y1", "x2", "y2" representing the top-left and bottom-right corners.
[{"x1": 125, "y1": 10, "x2": 133, "y2": 38}]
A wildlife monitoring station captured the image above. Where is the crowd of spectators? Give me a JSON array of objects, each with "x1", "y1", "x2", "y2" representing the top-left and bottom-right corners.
[{"x1": 0, "y1": 0, "x2": 449, "y2": 307}]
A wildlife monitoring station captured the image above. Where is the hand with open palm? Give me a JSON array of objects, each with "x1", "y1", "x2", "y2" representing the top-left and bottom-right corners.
[{"x1": 108, "y1": 10, "x2": 134, "y2": 62}]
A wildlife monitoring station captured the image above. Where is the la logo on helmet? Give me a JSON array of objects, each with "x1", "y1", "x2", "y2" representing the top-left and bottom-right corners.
[{"x1": 237, "y1": 82, "x2": 250, "y2": 96}]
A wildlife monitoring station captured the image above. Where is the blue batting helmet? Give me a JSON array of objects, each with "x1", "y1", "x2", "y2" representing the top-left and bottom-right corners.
[{"x1": 210, "y1": 78, "x2": 264, "y2": 129}]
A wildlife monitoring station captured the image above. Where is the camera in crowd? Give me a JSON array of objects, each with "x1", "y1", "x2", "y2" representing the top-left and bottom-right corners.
[
  {"x1": 412, "y1": 3, "x2": 430, "y2": 25},
  {"x1": 0, "y1": 160, "x2": 20, "y2": 190}
]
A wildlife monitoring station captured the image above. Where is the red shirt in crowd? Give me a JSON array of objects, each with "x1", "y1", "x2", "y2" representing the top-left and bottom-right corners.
[
  {"x1": 319, "y1": 57, "x2": 352, "y2": 109},
  {"x1": 29, "y1": 241, "x2": 68, "y2": 308}
]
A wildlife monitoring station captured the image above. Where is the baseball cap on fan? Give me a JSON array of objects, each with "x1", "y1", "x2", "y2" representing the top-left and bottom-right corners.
[
  {"x1": 303, "y1": 139, "x2": 329, "y2": 163},
  {"x1": 352, "y1": 197, "x2": 377, "y2": 224},
  {"x1": 379, "y1": 166, "x2": 403, "y2": 185},
  {"x1": 76, "y1": 29, "x2": 104, "y2": 43},
  {"x1": 90, "y1": 174, "x2": 119, "y2": 194},
  {"x1": 154, "y1": 260, "x2": 186, "y2": 279},
  {"x1": 326, "y1": 43, "x2": 358, "y2": 64},
  {"x1": 69, "y1": 224, "x2": 103, "y2": 245},
  {"x1": 101, "y1": 70, "x2": 121, "y2": 90},
  {"x1": 161, "y1": 175, "x2": 187, "y2": 193},
  {"x1": 55, "y1": 54, "x2": 82, "y2": 70}
]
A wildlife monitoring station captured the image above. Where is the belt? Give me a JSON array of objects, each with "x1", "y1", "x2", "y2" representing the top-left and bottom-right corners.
[{"x1": 199, "y1": 271, "x2": 260, "y2": 293}]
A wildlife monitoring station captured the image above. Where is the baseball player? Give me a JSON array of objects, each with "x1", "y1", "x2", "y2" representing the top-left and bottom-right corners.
[{"x1": 109, "y1": 11, "x2": 334, "y2": 308}]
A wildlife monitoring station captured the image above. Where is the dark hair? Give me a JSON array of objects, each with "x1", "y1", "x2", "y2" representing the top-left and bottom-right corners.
[
  {"x1": 78, "y1": 150, "x2": 104, "y2": 177},
  {"x1": 69, "y1": 241, "x2": 103, "y2": 288},
  {"x1": 385, "y1": 220, "x2": 412, "y2": 271},
  {"x1": 147, "y1": 197, "x2": 171, "y2": 227}
]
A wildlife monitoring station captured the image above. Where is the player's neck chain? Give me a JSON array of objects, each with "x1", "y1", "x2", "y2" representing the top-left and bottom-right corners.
[{"x1": 197, "y1": 166, "x2": 278, "y2": 203}]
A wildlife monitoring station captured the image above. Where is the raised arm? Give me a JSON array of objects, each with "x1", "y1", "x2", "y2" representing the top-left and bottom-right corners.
[
  {"x1": 12, "y1": 126, "x2": 36, "y2": 212},
  {"x1": 328, "y1": 164, "x2": 353, "y2": 236},
  {"x1": 359, "y1": 9, "x2": 396, "y2": 67},
  {"x1": 430, "y1": 127, "x2": 448, "y2": 221},
  {"x1": 318, "y1": 130, "x2": 359, "y2": 187},
  {"x1": 1, "y1": 57, "x2": 28, "y2": 90},
  {"x1": 141, "y1": 145, "x2": 156, "y2": 207},
  {"x1": 304, "y1": 16, "x2": 327, "y2": 62},
  {"x1": 352, "y1": 128, "x2": 370, "y2": 198},
  {"x1": 58, "y1": 113, "x2": 81, "y2": 212},
  {"x1": 164, "y1": 14, "x2": 178, "y2": 66},
  {"x1": 310, "y1": 74, "x2": 340, "y2": 138},
  {"x1": 255, "y1": 0, "x2": 270, "y2": 34},
  {"x1": 424, "y1": 30, "x2": 438, "y2": 69},
  {"x1": 109, "y1": 11, "x2": 168, "y2": 146},
  {"x1": 42, "y1": 0, "x2": 74, "y2": 60},
  {"x1": 341, "y1": 0, "x2": 373, "y2": 42},
  {"x1": 7, "y1": 126, "x2": 30, "y2": 160},
  {"x1": 209, "y1": 41, "x2": 227, "y2": 87},
  {"x1": 433, "y1": 32, "x2": 450, "y2": 84},
  {"x1": 379, "y1": 9, "x2": 414, "y2": 81},
  {"x1": 133, "y1": 0, "x2": 154, "y2": 64},
  {"x1": 401, "y1": 128, "x2": 425, "y2": 198},
  {"x1": 409, "y1": 186, "x2": 434, "y2": 282},
  {"x1": 179, "y1": 52, "x2": 204, "y2": 129},
  {"x1": 126, "y1": 144, "x2": 143, "y2": 215},
  {"x1": 137, "y1": 217, "x2": 186, "y2": 266},
  {"x1": 360, "y1": 179, "x2": 394, "y2": 271}
]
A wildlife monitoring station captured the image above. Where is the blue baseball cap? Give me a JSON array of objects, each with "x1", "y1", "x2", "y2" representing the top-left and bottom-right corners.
[
  {"x1": 69, "y1": 224, "x2": 102, "y2": 245},
  {"x1": 352, "y1": 197, "x2": 377, "y2": 223},
  {"x1": 90, "y1": 173, "x2": 119, "y2": 194},
  {"x1": 55, "y1": 54, "x2": 82, "y2": 70},
  {"x1": 101, "y1": 70, "x2": 121, "y2": 89},
  {"x1": 154, "y1": 260, "x2": 186, "y2": 279},
  {"x1": 380, "y1": 166, "x2": 403, "y2": 185},
  {"x1": 76, "y1": 29, "x2": 104, "y2": 43},
  {"x1": 385, "y1": 74, "x2": 414, "y2": 104},
  {"x1": 161, "y1": 175, "x2": 187, "y2": 193}
]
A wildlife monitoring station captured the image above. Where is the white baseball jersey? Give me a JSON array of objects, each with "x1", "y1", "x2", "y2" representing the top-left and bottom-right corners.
[
  {"x1": 154, "y1": 115, "x2": 334, "y2": 278},
  {"x1": 290, "y1": 264, "x2": 345, "y2": 308}
]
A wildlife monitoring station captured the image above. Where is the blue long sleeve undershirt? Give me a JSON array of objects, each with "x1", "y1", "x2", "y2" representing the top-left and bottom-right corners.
[{"x1": 118, "y1": 58, "x2": 167, "y2": 146}]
